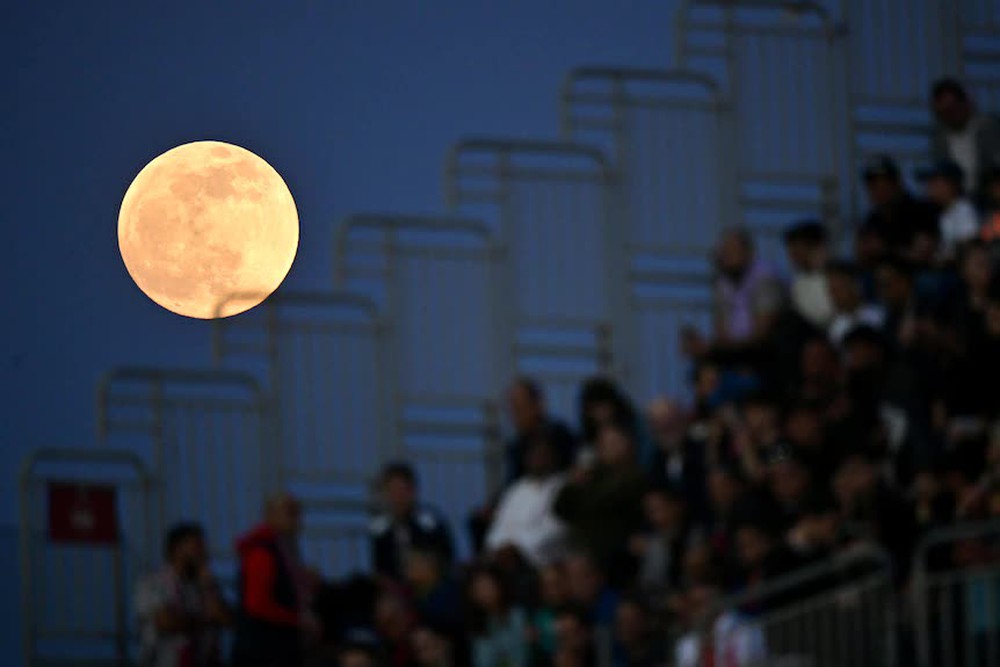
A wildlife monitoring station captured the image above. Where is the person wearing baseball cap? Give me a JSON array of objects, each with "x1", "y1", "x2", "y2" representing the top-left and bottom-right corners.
[
  {"x1": 860, "y1": 153, "x2": 939, "y2": 254},
  {"x1": 916, "y1": 158, "x2": 979, "y2": 260}
]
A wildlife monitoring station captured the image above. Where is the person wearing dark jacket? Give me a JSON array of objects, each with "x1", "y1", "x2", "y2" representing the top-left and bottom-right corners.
[
  {"x1": 554, "y1": 424, "x2": 646, "y2": 585},
  {"x1": 645, "y1": 398, "x2": 707, "y2": 520},
  {"x1": 231, "y1": 493, "x2": 314, "y2": 667},
  {"x1": 371, "y1": 462, "x2": 455, "y2": 582},
  {"x1": 860, "y1": 154, "x2": 940, "y2": 255}
]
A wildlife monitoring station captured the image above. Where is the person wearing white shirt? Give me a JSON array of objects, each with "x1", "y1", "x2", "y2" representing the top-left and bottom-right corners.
[
  {"x1": 825, "y1": 261, "x2": 885, "y2": 348},
  {"x1": 485, "y1": 436, "x2": 567, "y2": 567},
  {"x1": 917, "y1": 159, "x2": 980, "y2": 260},
  {"x1": 783, "y1": 219, "x2": 834, "y2": 329}
]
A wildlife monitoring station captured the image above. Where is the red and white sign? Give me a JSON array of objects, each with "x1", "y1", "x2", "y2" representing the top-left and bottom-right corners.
[{"x1": 47, "y1": 482, "x2": 119, "y2": 545}]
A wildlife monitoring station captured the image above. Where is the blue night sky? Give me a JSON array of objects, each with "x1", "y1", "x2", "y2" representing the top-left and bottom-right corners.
[{"x1": 2, "y1": 1, "x2": 683, "y2": 524}]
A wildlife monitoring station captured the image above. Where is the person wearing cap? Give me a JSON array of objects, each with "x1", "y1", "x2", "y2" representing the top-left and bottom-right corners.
[
  {"x1": 860, "y1": 154, "x2": 939, "y2": 254},
  {"x1": 782, "y1": 219, "x2": 834, "y2": 329},
  {"x1": 930, "y1": 78, "x2": 1000, "y2": 208},
  {"x1": 916, "y1": 158, "x2": 980, "y2": 260}
]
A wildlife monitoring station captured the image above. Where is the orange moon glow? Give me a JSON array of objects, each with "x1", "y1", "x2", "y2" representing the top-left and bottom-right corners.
[{"x1": 118, "y1": 141, "x2": 299, "y2": 319}]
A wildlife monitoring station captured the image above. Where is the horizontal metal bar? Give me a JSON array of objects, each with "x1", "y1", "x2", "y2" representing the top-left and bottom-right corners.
[
  {"x1": 99, "y1": 366, "x2": 262, "y2": 393},
  {"x1": 19, "y1": 447, "x2": 152, "y2": 483},
  {"x1": 565, "y1": 65, "x2": 722, "y2": 94},
  {"x1": 513, "y1": 342, "x2": 605, "y2": 357},
  {"x1": 452, "y1": 164, "x2": 607, "y2": 183},
  {"x1": 449, "y1": 136, "x2": 611, "y2": 169},
  {"x1": 339, "y1": 212, "x2": 493, "y2": 240},
  {"x1": 913, "y1": 519, "x2": 1000, "y2": 570}
]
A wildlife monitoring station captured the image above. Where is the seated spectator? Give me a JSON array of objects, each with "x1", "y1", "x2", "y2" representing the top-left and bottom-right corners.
[
  {"x1": 412, "y1": 624, "x2": 457, "y2": 667},
  {"x1": 765, "y1": 444, "x2": 814, "y2": 532},
  {"x1": 684, "y1": 228, "x2": 785, "y2": 374},
  {"x1": 796, "y1": 335, "x2": 842, "y2": 406},
  {"x1": 232, "y1": 493, "x2": 318, "y2": 667},
  {"x1": 504, "y1": 377, "x2": 578, "y2": 483},
  {"x1": 552, "y1": 606, "x2": 598, "y2": 667},
  {"x1": 375, "y1": 591, "x2": 417, "y2": 667},
  {"x1": 405, "y1": 549, "x2": 464, "y2": 643},
  {"x1": 826, "y1": 260, "x2": 885, "y2": 348},
  {"x1": 860, "y1": 154, "x2": 939, "y2": 255},
  {"x1": 467, "y1": 565, "x2": 529, "y2": 667},
  {"x1": 632, "y1": 484, "x2": 692, "y2": 596},
  {"x1": 645, "y1": 397, "x2": 706, "y2": 518},
  {"x1": 784, "y1": 218, "x2": 834, "y2": 329},
  {"x1": 337, "y1": 642, "x2": 378, "y2": 667},
  {"x1": 705, "y1": 464, "x2": 748, "y2": 561},
  {"x1": 930, "y1": 78, "x2": 1000, "y2": 209},
  {"x1": 553, "y1": 425, "x2": 646, "y2": 581},
  {"x1": 371, "y1": 462, "x2": 455, "y2": 582},
  {"x1": 673, "y1": 580, "x2": 766, "y2": 667},
  {"x1": 728, "y1": 391, "x2": 781, "y2": 483},
  {"x1": 135, "y1": 522, "x2": 230, "y2": 667},
  {"x1": 611, "y1": 597, "x2": 665, "y2": 667},
  {"x1": 485, "y1": 435, "x2": 567, "y2": 568},
  {"x1": 471, "y1": 378, "x2": 577, "y2": 557},
  {"x1": 731, "y1": 504, "x2": 805, "y2": 592},
  {"x1": 854, "y1": 223, "x2": 887, "y2": 301},
  {"x1": 529, "y1": 563, "x2": 570, "y2": 665},
  {"x1": 782, "y1": 400, "x2": 840, "y2": 478},
  {"x1": 833, "y1": 451, "x2": 917, "y2": 580},
  {"x1": 910, "y1": 466, "x2": 956, "y2": 534},
  {"x1": 576, "y1": 377, "x2": 647, "y2": 461},
  {"x1": 563, "y1": 552, "x2": 619, "y2": 628},
  {"x1": 785, "y1": 489, "x2": 845, "y2": 561},
  {"x1": 917, "y1": 159, "x2": 979, "y2": 261}
]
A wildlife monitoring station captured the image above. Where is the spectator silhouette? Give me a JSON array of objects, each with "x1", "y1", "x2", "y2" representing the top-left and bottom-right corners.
[
  {"x1": 554, "y1": 425, "x2": 646, "y2": 582},
  {"x1": 135, "y1": 522, "x2": 230, "y2": 667},
  {"x1": 930, "y1": 78, "x2": 1000, "y2": 208},
  {"x1": 485, "y1": 435, "x2": 568, "y2": 568},
  {"x1": 232, "y1": 493, "x2": 316, "y2": 667},
  {"x1": 466, "y1": 565, "x2": 529, "y2": 667},
  {"x1": 371, "y1": 462, "x2": 455, "y2": 582}
]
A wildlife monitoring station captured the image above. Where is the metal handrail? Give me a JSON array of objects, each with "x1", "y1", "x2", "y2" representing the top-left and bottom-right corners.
[{"x1": 713, "y1": 542, "x2": 892, "y2": 614}]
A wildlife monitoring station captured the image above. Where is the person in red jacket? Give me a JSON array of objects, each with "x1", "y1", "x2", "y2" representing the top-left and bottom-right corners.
[{"x1": 231, "y1": 493, "x2": 317, "y2": 667}]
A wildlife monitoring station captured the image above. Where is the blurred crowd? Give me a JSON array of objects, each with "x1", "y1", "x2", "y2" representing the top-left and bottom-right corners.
[{"x1": 136, "y1": 78, "x2": 1000, "y2": 667}]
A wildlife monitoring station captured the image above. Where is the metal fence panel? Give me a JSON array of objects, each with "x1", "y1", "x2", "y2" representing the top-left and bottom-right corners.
[
  {"x1": 400, "y1": 397, "x2": 501, "y2": 557},
  {"x1": 959, "y1": 0, "x2": 1000, "y2": 112},
  {"x1": 561, "y1": 67, "x2": 736, "y2": 255},
  {"x1": 334, "y1": 214, "x2": 501, "y2": 404},
  {"x1": 675, "y1": 1, "x2": 848, "y2": 246},
  {"x1": 629, "y1": 260, "x2": 715, "y2": 403},
  {"x1": 912, "y1": 520, "x2": 1000, "y2": 667},
  {"x1": 682, "y1": 545, "x2": 895, "y2": 667},
  {"x1": 334, "y1": 214, "x2": 503, "y2": 549},
  {"x1": 96, "y1": 367, "x2": 268, "y2": 580},
  {"x1": 212, "y1": 291, "x2": 387, "y2": 576},
  {"x1": 20, "y1": 448, "x2": 152, "y2": 667},
  {"x1": 444, "y1": 138, "x2": 628, "y2": 416}
]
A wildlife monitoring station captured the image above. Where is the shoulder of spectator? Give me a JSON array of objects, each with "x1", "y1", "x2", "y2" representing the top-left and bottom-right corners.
[
  {"x1": 416, "y1": 505, "x2": 447, "y2": 533},
  {"x1": 369, "y1": 513, "x2": 392, "y2": 536}
]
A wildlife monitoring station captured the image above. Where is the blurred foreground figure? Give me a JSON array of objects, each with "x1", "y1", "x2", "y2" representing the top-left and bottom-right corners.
[
  {"x1": 231, "y1": 493, "x2": 318, "y2": 667},
  {"x1": 135, "y1": 522, "x2": 230, "y2": 667}
]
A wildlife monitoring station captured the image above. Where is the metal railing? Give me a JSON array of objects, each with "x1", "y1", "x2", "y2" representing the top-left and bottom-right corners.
[
  {"x1": 19, "y1": 448, "x2": 153, "y2": 667},
  {"x1": 678, "y1": 544, "x2": 895, "y2": 667},
  {"x1": 96, "y1": 366, "x2": 268, "y2": 576},
  {"x1": 444, "y1": 138, "x2": 630, "y2": 414},
  {"x1": 912, "y1": 520, "x2": 1000, "y2": 667}
]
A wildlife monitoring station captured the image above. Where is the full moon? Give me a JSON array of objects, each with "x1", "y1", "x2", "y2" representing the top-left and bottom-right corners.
[{"x1": 118, "y1": 141, "x2": 299, "y2": 319}]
